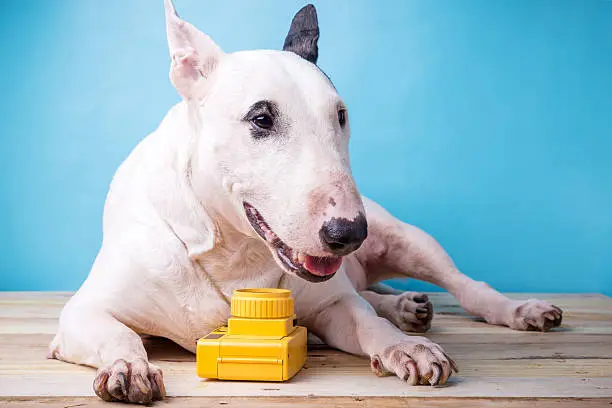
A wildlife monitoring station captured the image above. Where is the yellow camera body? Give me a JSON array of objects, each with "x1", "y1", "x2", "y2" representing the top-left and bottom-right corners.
[{"x1": 196, "y1": 288, "x2": 307, "y2": 382}]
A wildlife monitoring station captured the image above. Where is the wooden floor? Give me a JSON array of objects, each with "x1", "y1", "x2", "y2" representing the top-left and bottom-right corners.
[{"x1": 1, "y1": 292, "x2": 611, "y2": 407}]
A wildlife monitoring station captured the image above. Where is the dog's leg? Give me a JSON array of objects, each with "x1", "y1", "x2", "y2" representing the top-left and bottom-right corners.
[
  {"x1": 347, "y1": 260, "x2": 434, "y2": 333},
  {"x1": 360, "y1": 284, "x2": 433, "y2": 332},
  {"x1": 356, "y1": 197, "x2": 562, "y2": 331},
  {"x1": 300, "y1": 288, "x2": 456, "y2": 385},
  {"x1": 50, "y1": 298, "x2": 165, "y2": 404}
]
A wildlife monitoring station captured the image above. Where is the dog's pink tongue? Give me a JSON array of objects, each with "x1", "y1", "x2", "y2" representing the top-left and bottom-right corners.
[{"x1": 304, "y1": 256, "x2": 343, "y2": 277}]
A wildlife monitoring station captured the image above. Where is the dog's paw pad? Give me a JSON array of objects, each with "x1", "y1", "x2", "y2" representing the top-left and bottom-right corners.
[
  {"x1": 93, "y1": 358, "x2": 166, "y2": 404},
  {"x1": 510, "y1": 299, "x2": 563, "y2": 331}
]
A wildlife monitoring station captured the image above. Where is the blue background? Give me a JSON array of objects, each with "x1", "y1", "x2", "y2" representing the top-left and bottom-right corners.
[{"x1": 1, "y1": 1, "x2": 610, "y2": 294}]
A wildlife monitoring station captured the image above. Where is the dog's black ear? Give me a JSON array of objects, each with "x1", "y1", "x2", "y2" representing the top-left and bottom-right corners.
[{"x1": 283, "y1": 4, "x2": 319, "y2": 64}]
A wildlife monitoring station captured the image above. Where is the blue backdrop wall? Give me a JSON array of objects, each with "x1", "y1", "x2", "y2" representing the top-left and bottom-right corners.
[{"x1": 1, "y1": 0, "x2": 610, "y2": 294}]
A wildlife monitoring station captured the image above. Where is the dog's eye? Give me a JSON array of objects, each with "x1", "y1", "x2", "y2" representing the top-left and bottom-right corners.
[
  {"x1": 252, "y1": 114, "x2": 274, "y2": 130},
  {"x1": 338, "y1": 109, "x2": 347, "y2": 127}
]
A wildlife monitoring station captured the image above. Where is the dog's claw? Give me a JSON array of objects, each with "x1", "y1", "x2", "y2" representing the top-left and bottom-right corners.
[
  {"x1": 129, "y1": 374, "x2": 152, "y2": 404},
  {"x1": 93, "y1": 371, "x2": 113, "y2": 402},
  {"x1": 149, "y1": 369, "x2": 166, "y2": 400},
  {"x1": 106, "y1": 360, "x2": 129, "y2": 401},
  {"x1": 445, "y1": 353, "x2": 459, "y2": 373},
  {"x1": 429, "y1": 363, "x2": 442, "y2": 385},
  {"x1": 404, "y1": 358, "x2": 418, "y2": 385}
]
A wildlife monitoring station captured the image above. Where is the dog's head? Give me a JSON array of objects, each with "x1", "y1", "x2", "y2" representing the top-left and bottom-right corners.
[{"x1": 165, "y1": 1, "x2": 366, "y2": 282}]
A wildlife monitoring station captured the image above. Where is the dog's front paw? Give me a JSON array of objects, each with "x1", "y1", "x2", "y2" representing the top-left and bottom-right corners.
[
  {"x1": 508, "y1": 299, "x2": 563, "y2": 331},
  {"x1": 370, "y1": 338, "x2": 458, "y2": 386},
  {"x1": 93, "y1": 358, "x2": 166, "y2": 404},
  {"x1": 388, "y1": 292, "x2": 433, "y2": 333}
]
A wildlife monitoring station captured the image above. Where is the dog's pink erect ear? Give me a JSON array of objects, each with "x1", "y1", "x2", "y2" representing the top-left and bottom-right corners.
[{"x1": 164, "y1": 0, "x2": 223, "y2": 100}]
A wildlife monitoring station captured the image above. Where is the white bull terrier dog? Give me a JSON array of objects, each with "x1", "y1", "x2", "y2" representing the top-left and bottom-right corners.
[{"x1": 50, "y1": 1, "x2": 563, "y2": 403}]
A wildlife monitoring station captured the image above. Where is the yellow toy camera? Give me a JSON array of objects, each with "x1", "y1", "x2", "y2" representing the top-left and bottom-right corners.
[{"x1": 196, "y1": 288, "x2": 307, "y2": 381}]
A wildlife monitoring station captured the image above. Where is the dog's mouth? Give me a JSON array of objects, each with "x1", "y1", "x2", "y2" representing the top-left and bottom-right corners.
[{"x1": 243, "y1": 202, "x2": 342, "y2": 283}]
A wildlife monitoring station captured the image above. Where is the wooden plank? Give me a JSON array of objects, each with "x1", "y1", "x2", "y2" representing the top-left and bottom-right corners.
[
  {"x1": 2, "y1": 292, "x2": 611, "y2": 314},
  {"x1": 2, "y1": 292, "x2": 611, "y2": 334},
  {"x1": 2, "y1": 341, "x2": 612, "y2": 378},
  {"x1": 3, "y1": 314, "x2": 612, "y2": 335},
  {"x1": 1, "y1": 372, "x2": 612, "y2": 398},
  {"x1": 2, "y1": 333, "x2": 612, "y2": 361},
  {"x1": 2, "y1": 355, "x2": 611, "y2": 379},
  {"x1": 1, "y1": 335, "x2": 612, "y2": 377},
  {"x1": 4, "y1": 332, "x2": 612, "y2": 351},
  {"x1": 2, "y1": 396, "x2": 612, "y2": 408}
]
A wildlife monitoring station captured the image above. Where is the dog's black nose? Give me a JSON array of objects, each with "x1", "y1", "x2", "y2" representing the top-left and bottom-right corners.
[{"x1": 319, "y1": 213, "x2": 368, "y2": 256}]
